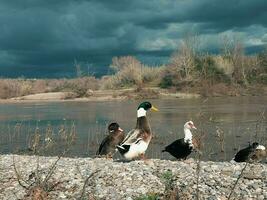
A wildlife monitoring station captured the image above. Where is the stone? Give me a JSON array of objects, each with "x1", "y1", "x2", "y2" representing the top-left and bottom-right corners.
[
  {"x1": 258, "y1": 195, "x2": 265, "y2": 200},
  {"x1": 0, "y1": 155, "x2": 266, "y2": 199}
]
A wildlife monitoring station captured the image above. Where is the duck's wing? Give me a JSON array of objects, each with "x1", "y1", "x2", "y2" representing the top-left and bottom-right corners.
[
  {"x1": 96, "y1": 136, "x2": 109, "y2": 155},
  {"x1": 122, "y1": 129, "x2": 142, "y2": 145},
  {"x1": 234, "y1": 146, "x2": 252, "y2": 162},
  {"x1": 122, "y1": 129, "x2": 135, "y2": 143},
  {"x1": 164, "y1": 138, "x2": 184, "y2": 151}
]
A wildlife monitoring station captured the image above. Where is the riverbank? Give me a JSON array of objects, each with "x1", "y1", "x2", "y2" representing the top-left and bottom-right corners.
[
  {"x1": 0, "y1": 155, "x2": 266, "y2": 199},
  {"x1": 0, "y1": 85, "x2": 266, "y2": 103},
  {"x1": 0, "y1": 88, "x2": 201, "y2": 103}
]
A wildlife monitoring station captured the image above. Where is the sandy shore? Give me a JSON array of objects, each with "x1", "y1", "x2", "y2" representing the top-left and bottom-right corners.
[
  {"x1": 0, "y1": 89, "x2": 201, "y2": 103},
  {"x1": 0, "y1": 155, "x2": 266, "y2": 199}
]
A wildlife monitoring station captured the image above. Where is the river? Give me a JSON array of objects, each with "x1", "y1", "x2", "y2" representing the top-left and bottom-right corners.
[{"x1": 0, "y1": 96, "x2": 266, "y2": 161}]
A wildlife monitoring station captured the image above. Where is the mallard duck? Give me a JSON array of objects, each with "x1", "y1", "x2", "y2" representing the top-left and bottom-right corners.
[
  {"x1": 117, "y1": 101, "x2": 158, "y2": 160},
  {"x1": 96, "y1": 122, "x2": 124, "y2": 158},
  {"x1": 233, "y1": 142, "x2": 266, "y2": 162},
  {"x1": 162, "y1": 121, "x2": 197, "y2": 160}
]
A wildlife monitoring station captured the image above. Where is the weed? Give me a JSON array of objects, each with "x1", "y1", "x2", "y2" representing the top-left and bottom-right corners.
[{"x1": 161, "y1": 170, "x2": 175, "y2": 191}]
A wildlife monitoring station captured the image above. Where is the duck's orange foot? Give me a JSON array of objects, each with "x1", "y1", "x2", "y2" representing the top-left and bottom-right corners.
[
  {"x1": 139, "y1": 153, "x2": 152, "y2": 165},
  {"x1": 105, "y1": 153, "x2": 113, "y2": 160},
  {"x1": 139, "y1": 153, "x2": 146, "y2": 160}
]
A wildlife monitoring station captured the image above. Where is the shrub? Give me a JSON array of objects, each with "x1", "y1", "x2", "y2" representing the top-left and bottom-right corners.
[
  {"x1": 110, "y1": 56, "x2": 142, "y2": 87},
  {"x1": 102, "y1": 56, "x2": 163, "y2": 89},
  {"x1": 51, "y1": 77, "x2": 99, "y2": 97},
  {"x1": 213, "y1": 55, "x2": 234, "y2": 77},
  {"x1": 0, "y1": 77, "x2": 99, "y2": 99},
  {"x1": 141, "y1": 66, "x2": 163, "y2": 84},
  {"x1": 195, "y1": 55, "x2": 230, "y2": 83},
  {"x1": 159, "y1": 66, "x2": 180, "y2": 88}
]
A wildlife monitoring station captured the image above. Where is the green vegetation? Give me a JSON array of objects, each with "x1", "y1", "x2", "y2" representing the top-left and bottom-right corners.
[{"x1": 161, "y1": 170, "x2": 175, "y2": 190}]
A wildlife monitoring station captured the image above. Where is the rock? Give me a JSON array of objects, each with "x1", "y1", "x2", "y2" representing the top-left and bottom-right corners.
[
  {"x1": 204, "y1": 166, "x2": 213, "y2": 172},
  {"x1": 251, "y1": 183, "x2": 260, "y2": 190},
  {"x1": 0, "y1": 155, "x2": 266, "y2": 199},
  {"x1": 258, "y1": 195, "x2": 265, "y2": 200},
  {"x1": 221, "y1": 170, "x2": 232, "y2": 176},
  {"x1": 255, "y1": 188, "x2": 262, "y2": 194}
]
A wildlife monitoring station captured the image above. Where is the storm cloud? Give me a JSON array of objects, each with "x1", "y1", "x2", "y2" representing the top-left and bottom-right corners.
[{"x1": 0, "y1": 0, "x2": 266, "y2": 77}]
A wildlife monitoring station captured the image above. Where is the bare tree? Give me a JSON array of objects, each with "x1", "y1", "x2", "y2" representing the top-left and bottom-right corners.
[
  {"x1": 220, "y1": 35, "x2": 249, "y2": 85},
  {"x1": 170, "y1": 34, "x2": 199, "y2": 80},
  {"x1": 74, "y1": 60, "x2": 83, "y2": 77}
]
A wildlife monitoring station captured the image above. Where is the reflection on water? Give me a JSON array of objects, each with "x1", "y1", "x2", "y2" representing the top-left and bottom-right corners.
[{"x1": 0, "y1": 96, "x2": 266, "y2": 161}]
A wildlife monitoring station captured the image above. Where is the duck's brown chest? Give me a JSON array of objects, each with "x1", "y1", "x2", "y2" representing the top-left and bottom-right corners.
[{"x1": 139, "y1": 131, "x2": 152, "y2": 143}]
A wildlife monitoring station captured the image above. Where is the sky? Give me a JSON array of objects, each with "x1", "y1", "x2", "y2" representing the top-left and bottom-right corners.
[{"x1": 0, "y1": 0, "x2": 267, "y2": 78}]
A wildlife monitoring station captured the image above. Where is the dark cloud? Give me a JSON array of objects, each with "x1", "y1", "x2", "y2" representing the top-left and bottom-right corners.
[{"x1": 0, "y1": 0, "x2": 266, "y2": 78}]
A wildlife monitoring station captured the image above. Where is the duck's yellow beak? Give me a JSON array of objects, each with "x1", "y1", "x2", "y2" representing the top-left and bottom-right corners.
[{"x1": 151, "y1": 105, "x2": 159, "y2": 112}]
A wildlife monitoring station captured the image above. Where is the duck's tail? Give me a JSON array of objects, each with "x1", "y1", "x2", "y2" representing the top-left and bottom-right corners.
[
  {"x1": 116, "y1": 144, "x2": 130, "y2": 155},
  {"x1": 162, "y1": 149, "x2": 166, "y2": 152}
]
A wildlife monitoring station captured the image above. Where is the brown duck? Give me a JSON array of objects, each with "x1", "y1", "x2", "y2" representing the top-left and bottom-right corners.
[{"x1": 97, "y1": 122, "x2": 124, "y2": 158}]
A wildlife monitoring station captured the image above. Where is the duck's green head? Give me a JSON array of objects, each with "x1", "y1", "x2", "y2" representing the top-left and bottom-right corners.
[{"x1": 137, "y1": 101, "x2": 158, "y2": 112}]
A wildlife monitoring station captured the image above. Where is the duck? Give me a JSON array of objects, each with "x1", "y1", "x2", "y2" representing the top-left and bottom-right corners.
[
  {"x1": 162, "y1": 121, "x2": 197, "y2": 160},
  {"x1": 96, "y1": 122, "x2": 124, "y2": 158},
  {"x1": 233, "y1": 142, "x2": 266, "y2": 162},
  {"x1": 117, "y1": 101, "x2": 158, "y2": 160}
]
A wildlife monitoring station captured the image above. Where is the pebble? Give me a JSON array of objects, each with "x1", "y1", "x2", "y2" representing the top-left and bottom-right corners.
[
  {"x1": 0, "y1": 154, "x2": 266, "y2": 199},
  {"x1": 255, "y1": 188, "x2": 262, "y2": 193}
]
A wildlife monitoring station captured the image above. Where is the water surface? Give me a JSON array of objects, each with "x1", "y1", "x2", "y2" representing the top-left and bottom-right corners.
[{"x1": 0, "y1": 96, "x2": 266, "y2": 161}]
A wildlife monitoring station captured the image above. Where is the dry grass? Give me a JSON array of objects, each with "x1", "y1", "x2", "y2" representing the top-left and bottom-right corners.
[
  {"x1": 11, "y1": 122, "x2": 78, "y2": 199},
  {"x1": 0, "y1": 77, "x2": 99, "y2": 99},
  {"x1": 119, "y1": 87, "x2": 160, "y2": 99}
]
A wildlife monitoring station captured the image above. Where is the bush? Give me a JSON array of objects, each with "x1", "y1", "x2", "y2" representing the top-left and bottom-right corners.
[
  {"x1": 256, "y1": 74, "x2": 267, "y2": 84},
  {"x1": 102, "y1": 56, "x2": 163, "y2": 89},
  {"x1": 159, "y1": 67, "x2": 179, "y2": 88},
  {"x1": 51, "y1": 77, "x2": 99, "y2": 97},
  {"x1": 195, "y1": 55, "x2": 230, "y2": 83},
  {"x1": 0, "y1": 79, "x2": 34, "y2": 99}
]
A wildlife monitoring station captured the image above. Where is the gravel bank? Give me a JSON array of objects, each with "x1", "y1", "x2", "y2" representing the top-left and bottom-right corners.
[{"x1": 0, "y1": 155, "x2": 266, "y2": 200}]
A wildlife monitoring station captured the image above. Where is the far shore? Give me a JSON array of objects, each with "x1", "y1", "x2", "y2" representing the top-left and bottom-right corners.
[
  {"x1": 0, "y1": 86, "x2": 266, "y2": 104},
  {"x1": 0, "y1": 88, "x2": 202, "y2": 104}
]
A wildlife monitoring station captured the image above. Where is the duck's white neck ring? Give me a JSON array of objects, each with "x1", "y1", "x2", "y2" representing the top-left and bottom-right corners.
[
  {"x1": 256, "y1": 145, "x2": 266, "y2": 150},
  {"x1": 137, "y1": 108, "x2": 146, "y2": 118},
  {"x1": 184, "y1": 128, "x2": 192, "y2": 144}
]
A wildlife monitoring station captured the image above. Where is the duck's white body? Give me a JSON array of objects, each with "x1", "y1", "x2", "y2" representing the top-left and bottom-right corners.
[{"x1": 123, "y1": 139, "x2": 149, "y2": 160}]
